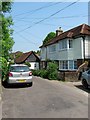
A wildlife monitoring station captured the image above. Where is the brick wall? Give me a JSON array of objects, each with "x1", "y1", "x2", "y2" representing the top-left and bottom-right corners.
[{"x1": 58, "y1": 71, "x2": 78, "y2": 82}]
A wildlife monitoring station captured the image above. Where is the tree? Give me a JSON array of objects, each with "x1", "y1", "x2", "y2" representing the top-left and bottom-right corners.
[
  {"x1": 34, "y1": 50, "x2": 41, "y2": 56},
  {"x1": 0, "y1": 1, "x2": 14, "y2": 60},
  {"x1": 0, "y1": 1, "x2": 14, "y2": 80},
  {"x1": 43, "y1": 32, "x2": 56, "y2": 45}
]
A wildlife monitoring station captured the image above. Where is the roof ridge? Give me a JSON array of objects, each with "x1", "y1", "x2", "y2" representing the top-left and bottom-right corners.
[{"x1": 80, "y1": 24, "x2": 86, "y2": 34}]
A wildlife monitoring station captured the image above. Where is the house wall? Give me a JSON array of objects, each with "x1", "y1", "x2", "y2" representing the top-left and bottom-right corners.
[
  {"x1": 40, "y1": 35, "x2": 90, "y2": 70},
  {"x1": 41, "y1": 47, "x2": 46, "y2": 61},
  {"x1": 47, "y1": 43, "x2": 58, "y2": 60},
  {"x1": 73, "y1": 37, "x2": 83, "y2": 59},
  {"x1": 85, "y1": 36, "x2": 90, "y2": 58},
  {"x1": 30, "y1": 62, "x2": 39, "y2": 70}
]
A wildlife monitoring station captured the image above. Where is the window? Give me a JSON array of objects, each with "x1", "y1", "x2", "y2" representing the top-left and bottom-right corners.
[
  {"x1": 41, "y1": 48, "x2": 45, "y2": 53},
  {"x1": 10, "y1": 66, "x2": 29, "y2": 72},
  {"x1": 59, "y1": 60, "x2": 77, "y2": 70},
  {"x1": 69, "y1": 40, "x2": 73, "y2": 48},
  {"x1": 49, "y1": 45, "x2": 56, "y2": 52},
  {"x1": 69, "y1": 60, "x2": 73, "y2": 69},
  {"x1": 59, "y1": 40, "x2": 67, "y2": 50},
  {"x1": 60, "y1": 61, "x2": 68, "y2": 69},
  {"x1": 74, "y1": 61, "x2": 77, "y2": 69}
]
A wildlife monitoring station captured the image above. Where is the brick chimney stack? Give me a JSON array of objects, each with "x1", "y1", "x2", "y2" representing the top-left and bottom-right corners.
[{"x1": 56, "y1": 27, "x2": 63, "y2": 36}]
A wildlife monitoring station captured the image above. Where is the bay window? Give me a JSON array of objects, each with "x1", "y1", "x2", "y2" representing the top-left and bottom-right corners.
[
  {"x1": 59, "y1": 60, "x2": 77, "y2": 70},
  {"x1": 69, "y1": 39, "x2": 73, "y2": 48},
  {"x1": 49, "y1": 45, "x2": 56, "y2": 53},
  {"x1": 59, "y1": 39, "x2": 67, "y2": 50}
]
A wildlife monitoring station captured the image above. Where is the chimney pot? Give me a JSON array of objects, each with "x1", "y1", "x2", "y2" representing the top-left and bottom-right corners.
[{"x1": 56, "y1": 27, "x2": 63, "y2": 36}]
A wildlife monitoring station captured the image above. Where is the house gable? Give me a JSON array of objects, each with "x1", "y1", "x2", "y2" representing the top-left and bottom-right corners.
[
  {"x1": 15, "y1": 51, "x2": 40, "y2": 64},
  {"x1": 26, "y1": 53, "x2": 40, "y2": 62}
]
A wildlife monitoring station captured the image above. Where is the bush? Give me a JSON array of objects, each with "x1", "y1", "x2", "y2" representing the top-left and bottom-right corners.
[
  {"x1": 39, "y1": 69, "x2": 48, "y2": 78},
  {"x1": 24, "y1": 62, "x2": 31, "y2": 67},
  {"x1": 32, "y1": 69, "x2": 47, "y2": 78},
  {"x1": 32, "y1": 62, "x2": 58, "y2": 80},
  {"x1": 0, "y1": 57, "x2": 8, "y2": 80},
  {"x1": 48, "y1": 71, "x2": 58, "y2": 80},
  {"x1": 47, "y1": 62, "x2": 58, "y2": 80},
  {"x1": 32, "y1": 69, "x2": 41, "y2": 76}
]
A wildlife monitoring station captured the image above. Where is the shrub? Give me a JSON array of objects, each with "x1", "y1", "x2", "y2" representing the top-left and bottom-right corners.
[
  {"x1": 24, "y1": 62, "x2": 31, "y2": 67},
  {"x1": 32, "y1": 69, "x2": 41, "y2": 76},
  {"x1": 47, "y1": 62, "x2": 58, "y2": 80},
  {"x1": 32, "y1": 62, "x2": 58, "y2": 80},
  {"x1": 0, "y1": 57, "x2": 8, "y2": 80},
  {"x1": 39, "y1": 69, "x2": 48, "y2": 78},
  {"x1": 48, "y1": 71, "x2": 58, "y2": 80}
]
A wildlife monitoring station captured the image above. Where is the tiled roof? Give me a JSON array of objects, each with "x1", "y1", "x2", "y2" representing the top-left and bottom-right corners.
[
  {"x1": 15, "y1": 51, "x2": 32, "y2": 63},
  {"x1": 15, "y1": 51, "x2": 40, "y2": 64},
  {"x1": 40, "y1": 24, "x2": 90, "y2": 48}
]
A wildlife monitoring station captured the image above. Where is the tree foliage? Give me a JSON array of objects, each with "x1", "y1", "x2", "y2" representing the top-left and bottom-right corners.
[
  {"x1": 0, "y1": 1, "x2": 13, "y2": 13},
  {"x1": 0, "y1": 1, "x2": 14, "y2": 60},
  {"x1": 43, "y1": 32, "x2": 56, "y2": 45},
  {"x1": 0, "y1": 1, "x2": 14, "y2": 80},
  {"x1": 0, "y1": 57, "x2": 8, "y2": 80},
  {"x1": 34, "y1": 50, "x2": 41, "y2": 56}
]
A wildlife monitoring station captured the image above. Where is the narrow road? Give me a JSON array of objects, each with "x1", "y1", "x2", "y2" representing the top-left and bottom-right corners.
[{"x1": 2, "y1": 76, "x2": 88, "y2": 118}]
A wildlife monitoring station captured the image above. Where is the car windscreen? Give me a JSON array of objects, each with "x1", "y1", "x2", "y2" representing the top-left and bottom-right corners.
[{"x1": 10, "y1": 66, "x2": 30, "y2": 72}]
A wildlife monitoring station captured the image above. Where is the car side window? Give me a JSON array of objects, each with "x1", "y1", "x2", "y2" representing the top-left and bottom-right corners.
[{"x1": 87, "y1": 70, "x2": 90, "y2": 74}]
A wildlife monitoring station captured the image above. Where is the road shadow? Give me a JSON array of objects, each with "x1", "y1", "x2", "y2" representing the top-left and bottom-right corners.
[
  {"x1": 74, "y1": 84, "x2": 90, "y2": 93},
  {"x1": 2, "y1": 82, "x2": 33, "y2": 89}
]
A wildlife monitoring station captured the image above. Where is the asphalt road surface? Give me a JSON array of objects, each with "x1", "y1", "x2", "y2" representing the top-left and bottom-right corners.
[{"x1": 2, "y1": 76, "x2": 88, "y2": 118}]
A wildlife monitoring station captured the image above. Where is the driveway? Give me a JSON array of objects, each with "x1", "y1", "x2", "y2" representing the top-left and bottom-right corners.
[{"x1": 2, "y1": 76, "x2": 88, "y2": 118}]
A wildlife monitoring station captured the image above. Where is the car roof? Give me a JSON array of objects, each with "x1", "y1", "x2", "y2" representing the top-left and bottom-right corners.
[{"x1": 10, "y1": 64, "x2": 28, "y2": 67}]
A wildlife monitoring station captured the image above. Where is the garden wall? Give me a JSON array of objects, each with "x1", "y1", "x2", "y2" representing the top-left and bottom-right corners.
[{"x1": 58, "y1": 71, "x2": 79, "y2": 82}]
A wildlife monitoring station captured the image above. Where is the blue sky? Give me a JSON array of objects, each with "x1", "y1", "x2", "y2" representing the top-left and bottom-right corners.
[{"x1": 10, "y1": 1, "x2": 88, "y2": 52}]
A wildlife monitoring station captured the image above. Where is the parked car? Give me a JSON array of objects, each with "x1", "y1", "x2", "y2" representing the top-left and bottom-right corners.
[
  {"x1": 6, "y1": 64, "x2": 33, "y2": 86},
  {"x1": 81, "y1": 69, "x2": 90, "y2": 89}
]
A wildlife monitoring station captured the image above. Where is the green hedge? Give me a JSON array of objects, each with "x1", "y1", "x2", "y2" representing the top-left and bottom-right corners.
[
  {"x1": 32, "y1": 62, "x2": 58, "y2": 80},
  {"x1": 0, "y1": 57, "x2": 8, "y2": 80}
]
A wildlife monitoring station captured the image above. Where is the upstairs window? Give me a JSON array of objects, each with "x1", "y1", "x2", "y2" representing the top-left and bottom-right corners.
[
  {"x1": 49, "y1": 45, "x2": 56, "y2": 53},
  {"x1": 69, "y1": 39, "x2": 73, "y2": 48},
  {"x1": 59, "y1": 39, "x2": 67, "y2": 50}
]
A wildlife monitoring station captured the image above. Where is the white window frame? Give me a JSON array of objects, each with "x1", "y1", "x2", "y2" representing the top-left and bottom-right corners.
[
  {"x1": 68, "y1": 39, "x2": 73, "y2": 49},
  {"x1": 49, "y1": 44, "x2": 56, "y2": 53},
  {"x1": 59, "y1": 60, "x2": 77, "y2": 70},
  {"x1": 59, "y1": 39, "x2": 67, "y2": 50}
]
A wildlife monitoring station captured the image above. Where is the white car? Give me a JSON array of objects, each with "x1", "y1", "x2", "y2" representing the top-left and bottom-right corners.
[
  {"x1": 81, "y1": 69, "x2": 90, "y2": 89},
  {"x1": 7, "y1": 64, "x2": 33, "y2": 86}
]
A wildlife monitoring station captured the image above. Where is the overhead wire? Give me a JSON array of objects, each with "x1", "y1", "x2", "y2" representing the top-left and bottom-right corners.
[
  {"x1": 14, "y1": 31, "x2": 39, "y2": 46},
  {"x1": 13, "y1": 14, "x2": 88, "y2": 23},
  {"x1": 14, "y1": 0, "x2": 81, "y2": 34},
  {"x1": 13, "y1": 1, "x2": 64, "y2": 18}
]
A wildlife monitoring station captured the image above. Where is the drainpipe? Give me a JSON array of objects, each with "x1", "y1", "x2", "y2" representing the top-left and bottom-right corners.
[
  {"x1": 82, "y1": 35, "x2": 86, "y2": 62},
  {"x1": 45, "y1": 46, "x2": 47, "y2": 69}
]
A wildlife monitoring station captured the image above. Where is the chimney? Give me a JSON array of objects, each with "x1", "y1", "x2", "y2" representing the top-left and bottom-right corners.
[{"x1": 56, "y1": 27, "x2": 63, "y2": 36}]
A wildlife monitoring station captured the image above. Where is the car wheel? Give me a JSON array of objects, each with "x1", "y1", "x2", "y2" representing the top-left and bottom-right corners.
[{"x1": 82, "y1": 79, "x2": 88, "y2": 89}]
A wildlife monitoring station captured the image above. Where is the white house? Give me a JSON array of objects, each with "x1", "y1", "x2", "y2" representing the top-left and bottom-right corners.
[
  {"x1": 40, "y1": 24, "x2": 90, "y2": 71},
  {"x1": 15, "y1": 51, "x2": 40, "y2": 70}
]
